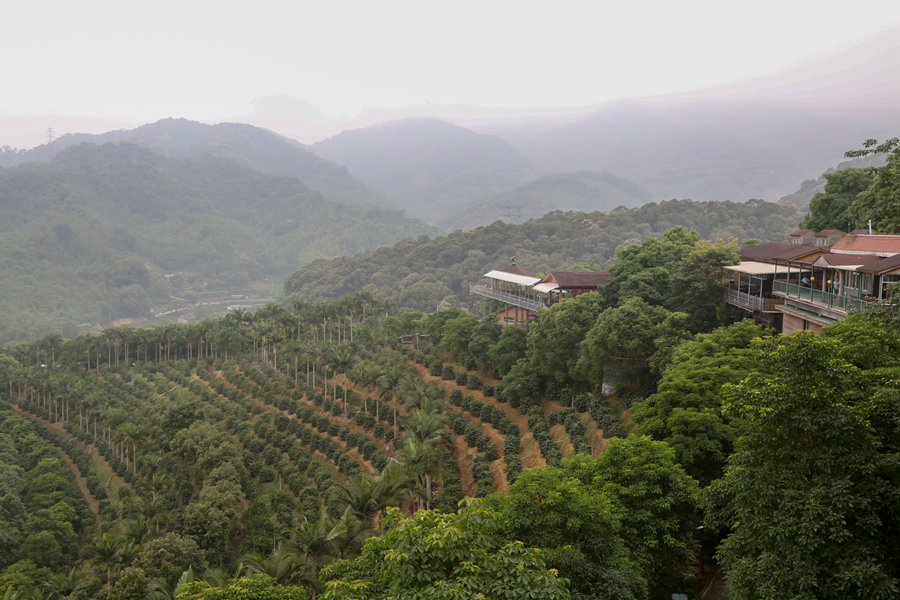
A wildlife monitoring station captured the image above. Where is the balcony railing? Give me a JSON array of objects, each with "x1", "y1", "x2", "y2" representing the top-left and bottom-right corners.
[
  {"x1": 469, "y1": 284, "x2": 543, "y2": 312},
  {"x1": 722, "y1": 288, "x2": 783, "y2": 312},
  {"x1": 773, "y1": 281, "x2": 869, "y2": 313}
]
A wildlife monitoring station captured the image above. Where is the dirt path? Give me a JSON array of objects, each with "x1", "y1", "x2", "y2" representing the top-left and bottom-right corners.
[
  {"x1": 11, "y1": 404, "x2": 107, "y2": 519},
  {"x1": 243, "y1": 366, "x2": 401, "y2": 459},
  {"x1": 451, "y1": 434, "x2": 477, "y2": 497},
  {"x1": 196, "y1": 372, "x2": 380, "y2": 476},
  {"x1": 418, "y1": 365, "x2": 547, "y2": 469}
]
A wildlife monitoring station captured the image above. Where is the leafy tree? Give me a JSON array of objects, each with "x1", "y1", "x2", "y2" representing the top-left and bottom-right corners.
[
  {"x1": 241, "y1": 544, "x2": 314, "y2": 588},
  {"x1": 575, "y1": 297, "x2": 669, "y2": 392},
  {"x1": 527, "y1": 293, "x2": 604, "y2": 384},
  {"x1": 0, "y1": 355, "x2": 19, "y2": 392},
  {"x1": 420, "y1": 307, "x2": 468, "y2": 340},
  {"x1": 664, "y1": 239, "x2": 739, "y2": 332},
  {"x1": 487, "y1": 467, "x2": 646, "y2": 600},
  {"x1": 799, "y1": 168, "x2": 874, "y2": 231},
  {"x1": 630, "y1": 319, "x2": 773, "y2": 485},
  {"x1": 437, "y1": 313, "x2": 477, "y2": 361},
  {"x1": 133, "y1": 533, "x2": 208, "y2": 589},
  {"x1": 179, "y1": 574, "x2": 309, "y2": 600},
  {"x1": 647, "y1": 312, "x2": 692, "y2": 375},
  {"x1": 567, "y1": 437, "x2": 700, "y2": 599},
  {"x1": 603, "y1": 228, "x2": 697, "y2": 308},
  {"x1": 846, "y1": 137, "x2": 900, "y2": 231},
  {"x1": 110, "y1": 567, "x2": 150, "y2": 600},
  {"x1": 320, "y1": 502, "x2": 570, "y2": 600},
  {"x1": 84, "y1": 532, "x2": 126, "y2": 591},
  {"x1": 466, "y1": 315, "x2": 502, "y2": 370},
  {"x1": 705, "y1": 331, "x2": 900, "y2": 599},
  {"x1": 487, "y1": 325, "x2": 527, "y2": 377}
]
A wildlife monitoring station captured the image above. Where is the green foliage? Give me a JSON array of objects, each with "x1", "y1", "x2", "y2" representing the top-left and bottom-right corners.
[
  {"x1": 133, "y1": 533, "x2": 207, "y2": 589},
  {"x1": 487, "y1": 467, "x2": 646, "y2": 600},
  {"x1": 567, "y1": 436, "x2": 700, "y2": 599},
  {"x1": 705, "y1": 331, "x2": 900, "y2": 599},
  {"x1": 845, "y1": 137, "x2": 900, "y2": 232},
  {"x1": 604, "y1": 227, "x2": 739, "y2": 333},
  {"x1": 283, "y1": 200, "x2": 801, "y2": 314},
  {"x1": 487, "y1": 326, "x2": 527, "y2": 378},
  {"x1": 527, "y1": 293, "x2": 604, "y2": 384},
  {"x1": 576, "y1": 297, "x2": 670, "y2": 392},
  {"x1": 321, "y1": 502, "x2": 571, "y2": 600},
  {"x1": 180, "y1": 574, "x2": 309, "y2": 600},
  {"x1": 799, "y1": 168, "x2": 874, "y2": 231},
  {"x1": 109, "y1": 566, "x2": 150, "y2": 600},
  {"x1": 631, "y1": 319, "x2": 773, "y2": 485}
]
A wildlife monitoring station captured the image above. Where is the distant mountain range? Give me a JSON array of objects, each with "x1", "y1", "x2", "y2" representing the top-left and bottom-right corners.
[
  {"x1": 0, "y1": 142, "x2": 438, "y2": 345},
  {"x1": 310, "y1": 118, "x2": 539, "y2": 223},
  {"x1": 438, "y1": 171, "x2": 653, "y2": 232},
  {"x1": 0, "y1": 118, "x2": 391, "y2": 208}
]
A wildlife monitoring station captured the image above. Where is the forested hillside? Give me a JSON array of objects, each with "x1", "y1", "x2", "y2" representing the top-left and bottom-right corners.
[
  {"x1": 0, "y1": 142, "x2": 438, "y2": 345},
  {"x1": 283, "y1": 198, "x2": 803, "y2": 312},
  {"x1": 0, "y1": 119, "x2": 390, "y2": 208},
  {"x1": 4, "y1": 221, "x2": 900, "y2": 598}
]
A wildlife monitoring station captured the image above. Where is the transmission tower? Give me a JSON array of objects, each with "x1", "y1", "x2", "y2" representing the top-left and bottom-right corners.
[
  {"x1": 47, "y1": 127, "x2": 54, "y2": 144},
  {"x1": 505, "y1": 206, "x2": 525, "y2": 223}
]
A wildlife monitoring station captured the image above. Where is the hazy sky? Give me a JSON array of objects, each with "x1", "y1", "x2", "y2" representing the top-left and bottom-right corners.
[{"x1": 4, "y1": 0, "x2": 900, "y2": 132}]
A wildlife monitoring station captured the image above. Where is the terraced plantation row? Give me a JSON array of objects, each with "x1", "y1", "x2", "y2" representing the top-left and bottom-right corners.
[{"x1": 0, "y1": 298, "x2": 632, "y2": 598}]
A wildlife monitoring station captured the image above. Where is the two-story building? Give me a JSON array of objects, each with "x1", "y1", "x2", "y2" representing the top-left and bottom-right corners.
[
  {"x1": 470, "y1": 263, "x2": 608, "y2": 327},
  {"x1": 722, "y1": 230, "x2": 900, "y2": 334}
]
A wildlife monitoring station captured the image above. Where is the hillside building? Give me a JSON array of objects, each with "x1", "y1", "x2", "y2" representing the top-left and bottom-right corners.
[
  {"x1": 722, "y1": 230, "x2": 900, "y2": 334},
  {"x1": 470, "y1": 262, "x2": 608, "y2": 326}
]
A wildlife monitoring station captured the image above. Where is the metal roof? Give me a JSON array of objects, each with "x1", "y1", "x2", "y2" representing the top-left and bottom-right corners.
[
  {"x1": 724, "y1": 261, "x2": 808, "y2": 276},
  {"x1": 856, "y1": 254, "x2": 900, "y2": 275},
  {"x1": 497, "y1": 264, "x2": 536, "y2": 277},
  {"x1": 812, "y1": 254, "x2": 881, "y2": 271},
  {"x1": 533, "y1": 282, "x2": 559, "y2": 294},
  {"x1": 739, "y1": 242, "x2": 825, "y2": 263},
  {"x1": 830, "y1": 234, "x2": 900, "y2": 256},
  {"x1": 482, "y1": 270, "x2": 541, "y2": 286},
  {"x1": 544, "y1": 271, "x2": 609, "y2": 289}
]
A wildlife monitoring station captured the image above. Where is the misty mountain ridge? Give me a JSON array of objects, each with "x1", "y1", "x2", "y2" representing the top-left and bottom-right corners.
[
  {"x1": 311, "y1": 118, "x2": 538, "y2": 224},
  {"x1": 0, "y1": 118, "x2": 392, "y2": 208},
  {"x1": 0, "y1": 141, "x2": 439, "y2": 344},
  {"x1": 438, "y1": 171, "x2": 653, "y2": 231}
]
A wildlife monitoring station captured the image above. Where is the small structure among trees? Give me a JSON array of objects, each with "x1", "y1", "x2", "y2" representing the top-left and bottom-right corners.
[{"x1": 470, "y1": 260, "x2": 609, "y2": 327}]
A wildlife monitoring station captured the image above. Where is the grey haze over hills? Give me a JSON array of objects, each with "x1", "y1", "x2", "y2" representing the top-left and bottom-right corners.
[
  {"x1": 301, "y1": 26, "x2": 900, "y2": 221},
  {"x1": 0, "y1": 119, "x2": 392, "y2": 209},
  {"x1": 310, "y1": 118, "x2": 539, "y2": 223},
  {"x1": 3, "y1": 26, "x2": 897, "y2": 234},
  {"x1": 473, "y1": 27, "x2": 900, "y2": 203},
  {"x1": 438, "y1": 171, "x2": 653, "y2": 232}
]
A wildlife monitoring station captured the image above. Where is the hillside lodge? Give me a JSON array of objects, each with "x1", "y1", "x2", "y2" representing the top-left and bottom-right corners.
[
  {"x1": 722, "y1": 229, "x2": 900, "y2": 334},
  {"x1": 469, "y1": 261, "x2": 608, "y2": 326}
]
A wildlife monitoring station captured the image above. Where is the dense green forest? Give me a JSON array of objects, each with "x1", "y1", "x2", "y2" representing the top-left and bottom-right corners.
[
  {"x1": 283, "y1": 198, "x2": 802, "y2": 311},
  {"x1": 5, "y1": 217, "x2": 900, "y2": 600},
  {"x1": 0, "y1": 142, "x2": 438, "y2": 345}
]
